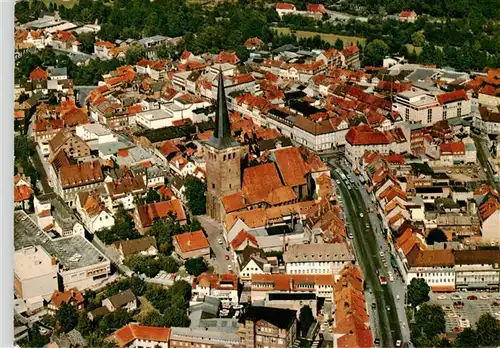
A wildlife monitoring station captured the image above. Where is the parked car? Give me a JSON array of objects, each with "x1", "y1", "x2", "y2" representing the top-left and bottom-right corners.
[
  {"x1": 467, "y1": 295, "x2": 478, "y2": 300},
  {"x1": 451, "y1": 294, "x2": 462, "y2": 300},
  {"x1": 359, "y1": 213, "x2": 364, "y2": 218},
  {"x1": 218, "y1": 238, "x2": 223, "y2": 245},
  {"x1": 396, "y1": 340, "x2": 402, "y2": 347},
  {"x1": 348, "y1": 232, "x2": 354, "y2": 239},
  {"x1": 225, "y1": 255, "x2": 230, "y2": 260}
]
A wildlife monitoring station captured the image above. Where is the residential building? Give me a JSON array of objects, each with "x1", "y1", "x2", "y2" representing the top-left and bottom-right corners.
[
  {"x1": 237, "y1": 245, "x2": 270, "y2": 282},
  {"x1": 479, "y1": 196, "x2": 500, "y2": 241},
  {"x1": 283, "y1": 243, "x2": 354, "y2": 277},
  {"x1": 405, "y1": 247, "x2": 456, "y2": 292},
  {"x1": 34, "y1": 193, "x2": 85, "y2": 237},
  {"x1": 105, "y1": 172, "x2": 147, "y2": 211},
  {"x1": 75, "y1": 190, "x2": 114, "y2": 233},
  {"x1": 14, "y1": 246, "x2": 59, "y2": 301},
  {"x1": 173, "y1": 230, "x2": 211, "y2": 260},
  {"x1": 48, "y1": 129, "x2": 91, "y2": 161},
  {"x1": 454, "y1": 250, "x2": 500, "y2": 291},
  {"x1": 474, "y1": 107, "x2": 500, "y2": 135},
  {"x1": 275, "y1": 3, "x2": 297, "y2": 17},
  {"x1": 169, "y1": 327, "x2": 240, "y2": 348},
  {"x1": 398, "y1": 10, "x2": 418, "y2": 22},
  {"x1": 111, "y1": 236, "x2": 158, "y2": 263},
  {"x1": 134, "y1": 200, "x2": 187, "y2": 233},
  {"x1": 108, "y1": 324, "x2": 171, "y2": 348},
  {"x1": 47, "y1": 288, "x2": 85, "y2": 314},
  {"x1": 14, "y1": 174, "x2": 33, "y2": 210},
  {"x1": 237, "y1": 306, "x2": 297, "y2": 348},
  {"x1": 102, "y1": 289, "x2": 137, "y2": 313},
  {"x1": 191, "y1": 273, "x2": 239, "y2": 305}
]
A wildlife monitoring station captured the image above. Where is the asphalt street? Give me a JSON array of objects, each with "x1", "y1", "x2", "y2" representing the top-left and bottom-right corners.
[
  {"x1": 197, "y1": 214, "x2": 235, "y2": 274},
  {"x1": 330, "y1": 160, "x2": 405, "y2": 348}
]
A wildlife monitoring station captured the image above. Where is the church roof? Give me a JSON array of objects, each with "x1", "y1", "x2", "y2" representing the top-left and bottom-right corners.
[{"x1": 207, "y1": 69, "x2": 239, "y2": 149}]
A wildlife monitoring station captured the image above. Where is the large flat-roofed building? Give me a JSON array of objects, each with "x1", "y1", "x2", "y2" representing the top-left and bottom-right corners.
[
  {"x1": 14, "y1": 210, "x2": 111, "y2": 292},
  {"x1": 283, "y1": 243, "x2": 354, "y2": 278},
  {"x1": 14, "y1": 245, "x2": 59, "y2": 301},
  {"x1": 169, "y1": 326, "x2": 240, "y2": 348}
]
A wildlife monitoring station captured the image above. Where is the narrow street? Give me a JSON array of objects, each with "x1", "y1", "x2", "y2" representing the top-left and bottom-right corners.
[
  {"x1": 196, "y1": 215, "x2": 235, "y2": 274},
  {"x1": 472, "y1": 135, "x2": 500, "y2": 191},
  {"x1": 330, "y1": 160, "x2": 405, "y2": 348}
]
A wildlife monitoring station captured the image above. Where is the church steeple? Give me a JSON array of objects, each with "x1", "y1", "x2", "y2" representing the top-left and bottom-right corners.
[{"x1": 207, "y1": 69, "x2": 238, "y2": 149}]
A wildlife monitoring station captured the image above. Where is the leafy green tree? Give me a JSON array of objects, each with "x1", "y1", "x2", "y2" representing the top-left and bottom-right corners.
[
  {"x1": 415, "y1": 304, "x2": 445, "y2": 338},
  {"x1": 362, "y1": 39, "x2": 389, "y2": 66},
  {"x1": 27, "y1": 323, "x2": 50, "y2": 348},
  {"x1": 184, "y1": 176, "x2": 206, "y2": 215},
  {"x1": 56, "y1": 302, "x2": 78, "y2": 333},
  {"x1": 76, "y1": 32, "x2": 96, "y2": 54},
  {"x1": 170, "y1": 280, "x2": 192, "y2": 302},
  {"x1": 184, "y1": 218, "x2": 202, "y2": 232},
  {"x1": 455, "y1": 328, "x2": 478, "y2": 348},
  {"x1": 145, "y1": 189, "x2": 161, "y2": 204},
  {"x1": 407, "y1": 278, "x2": 430, "y2": 308},
  {"x1": 147, "y1": 215, "x2": 183, "y2": 254},
  {"x1": 299, "y1": 305, "x2": 315, "y2": 336},
  {"x1": 86, "y1": 334, "x2": 118, "y2": 348},
  {"x1": 411, "y1": 31, "x2": 426, "y2": 47},
  {"x1": 76, "y1": 310, "x2": 93, "y2": 336},
  {"x1": 125, "y1": 44, "x2": 146, "y2": 65},
  {"x1": 185, "y1": 257, "x2": 208, "y2": 276},
  {"x1": 98, "y1": 309, "x2": 133, "y2": 335},
  {"x1": 476, "y1": 313, "x2": 500, "y2": 346},
  {"x1": 334, "y1": 38, "x2": 344, "y2": 50}
]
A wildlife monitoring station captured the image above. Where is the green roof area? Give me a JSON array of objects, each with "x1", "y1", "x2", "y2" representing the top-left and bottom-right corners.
[{"x1": 466, "y1": 143, "x2": 476, "y2": 151}]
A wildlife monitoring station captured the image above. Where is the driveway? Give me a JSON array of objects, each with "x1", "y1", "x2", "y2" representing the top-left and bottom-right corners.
[{"x1": 197, "y1": 215, "x2": 235, "y2": 274}]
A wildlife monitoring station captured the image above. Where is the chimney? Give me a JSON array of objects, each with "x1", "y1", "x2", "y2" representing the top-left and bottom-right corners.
[{"x1": 51, "y1": 256, "x2": 57, "y2": 265}]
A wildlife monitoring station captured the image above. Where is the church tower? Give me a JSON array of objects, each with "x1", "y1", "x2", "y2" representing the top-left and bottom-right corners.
[{"x1": 205, "y1": 70, "x2": 242, "y2": 222}]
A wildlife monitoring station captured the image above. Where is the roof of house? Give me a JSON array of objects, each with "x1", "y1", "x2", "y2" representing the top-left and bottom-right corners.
[
  {"x1": 345, "y1": 124, "x2": 391, "y2": 145},
  {"x1": 137, "y1": 200, "x2": 186, "y2": 227},
  {"x1": 406, "y1": 247, "x2": 454, "y2": 267},
  {"x1": 273, "y1": 147, "x2": 310, "y2": 187},
  {"x1": 242, "y1": 162, "x2": 284, "y2": 204},
  {"x1": 14, "y1": 183, "x2": 33, "y2": 202},
  {"x1": 436, "y1": 90, "x2": 468, "y2": 105},
  {"x1": 106, "y1": 289, "x2": 136, "y2": 308},
  {"x1": 193, "y1": 272, "x2": 238, "y2": 290},
  {"x1": 214, "y1": 51, "x2": 240, "y2": 64},
  {"x1": 58, "y1": 161, "x2": 104, "y2": 189},
  {"x1": 113, "y1": 236, "x2": 157, "y2": 257},
  {"x1": 106, "y1": 174, "x2": 147, "y2": 198},
  {"x1": 239, "y1": 306, "x2": 296, "y2": 330},
  {"x1": 306, "y1": 3, "x2": 326, "y2": 13},
  {"x1": 251, "y1": 273, "x2": 335, "y2": 291},
  {"x1": 49, "y1": 288, "x2": 85, "y2": 308},
  {"x1": 231, "y1": 229, "x2": 259, "y2": 249},
  {"x1": 453, "y1": 250, "x2": 500, "y2": 265},
  {"x1": 283, "y1": 243, "x2": 353, "y2": 263},
  {"x1": 174, "y1": 230, "x2": 210, "y2": 253},
  {"x1": 399, "y1": 10, "x2": 417, "y2": 17},
  {"x1": 221, "y1": 191, "x2": 246, "y2": 213},
  {"x1": 30, "y1": 66, "x2": 48, "y2": 80},
  {"x1": 110, "y1": 324, "x2": 171, "y2": 347},
  {"x1": 276, "y1": 3, "x2": 296, "y2": 10},
  {"x1": 440, "y1": 141, "x2": 465, "y2": 155}
]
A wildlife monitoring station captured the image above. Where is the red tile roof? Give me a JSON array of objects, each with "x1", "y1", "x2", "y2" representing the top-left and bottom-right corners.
[
  {"x1": 251, "y1": 274, "x2": 334, "y2": 291},
  {"x1": 406, "y1": 247, "x2": 454, "y2": 267},
  {"x1": 243, "y1": 162, "x2": 284, "y2": 204},
  {"x1": 159, "y1": 141, "x2": 180, "y2": 157},
  {"x1": 174, "y1": 230, "x2": 209, "y2": 253},
  {"x1": 342, "y1": 45, "x2": 360, "y2": 57},
  {"x1": 440, "y1": 141, "x2": 465, "y2": 155},
  {"x1": 221, "y1": 191, "x2": 246, "y2": 213},
  {"x1": 50, "y1": 288, "x2": 84, "y2": 309},
  {"x1": 399, "y1": 10, "x2": 417, "y2": 17},
  {"x1": 30, "y1": 66, "x2": 48, "y2": 80},
  {"x1": 95, "y1": 40, "x2": 115, "y2": 49},
  {"x1": 244, "y1": 37, "x2": 264, "y2": 48},
  {"x1": 137, "y1": 200, "x2": 186, "y2": 228},
  {"x1": 231, "y1": 229, "x2": 259, "y2": 249},
  {"x1": 306, "y1": 3, "x2": 327, "y2": 13},
  {"x1": 276, "y1": 2, "x2": 296, "y2": 10},
  {"x1": 345, "y1": 124, "x2": 390, "y2": 145},
  {"x1": 59, "y1": 161, "x2": 103, "y2": 189},
  {"x1": 110, "y1": 324, "x2": 171, "y2": 348},
  {"x1": 436, "y1": 90, "x2": 468, "y2": 105},
  {"x1": 214, "y1": 51, "x2": 240, "y2": 64},
  {"x1": 14, "y1": 184, "x2": 33, "y2": 202},
  {"x1": 479, "y1": 196, "x2": 500, "y2": 221},
  {"x1": 273, "y1": 147, "x2": 310, "y2": 187},
  {"x1": 193, "y1": 272, "x2": 238, "y2": 290}
]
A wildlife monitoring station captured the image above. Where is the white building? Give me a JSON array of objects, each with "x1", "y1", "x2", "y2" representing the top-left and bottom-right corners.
[
  {"x1": 405, "y1": 247, "x2": 456, "y2": 292},
  {"x1": 14, "y1": 246, "x2": 59, "y2": 301},
  {"x1": 283, "y1": 243, "x2": 354, "y2": 278},
  {"x1": 75, "y1": 123, "x2": 116, "y2": 143},
  {"x1": 75, "y1": 190, "x2": 115, "y2": 234},
  {"x1": 191, "y1": 273, "x2": 239, "y2": 305},
  {"x1": 14, "y1": 210, "x2": 111, "y2": 292}
]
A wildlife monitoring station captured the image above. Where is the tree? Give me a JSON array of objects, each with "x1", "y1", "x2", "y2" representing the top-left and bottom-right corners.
[
  {"x1": 145, "y1": 189, "x2": 161, "y2": 204},
  {"x1": 125, "y1": 44, "x2": 146, "y2": 65},
  {"x1": 299, "y1": 305, "x2": 315, "y2": 336},
  {"x1": 362, "y1": 39, "x2": 389, "y2": 66},
  {"x1": 27, "y1": 323, "x2": 50, "y2": 348},
  {"x1": 334, "y1": 38, "x2": 344, "y2": 50},
  {"x1": 184, "y1": 176, "x2": 206, "y2": 215},
  {"x1": 411, "y1": 31, "x2": 426, "y2": 47},
  {"x1": 426, "y1": 228, "x2": 447, "y2": 245},
  {"x1": 185, "y1": 257, "x2": 207, "y2": 276},
  {"x1": 476, "y1": 313, "x2": 500, "y2": 346},
  {"x1": 147, "y1": 215, "x2": 183, "y2": 254},
  {"x1": 56, "y1": 302, "x2": 78, "y2": 333},
  {"x1": 76, "y1": 310, "x2": 93, "y2": 336},
  {"x1": 455, "y1": 328, "x2": 478, "y2": 348},
  {"x1": 415, "y1": 304, "x2": 445, "y2": 338},
  {"x1": 76, "y1": 32, "x2": 96, "y2": 54},
  {"x1": 407, "y1": 278, "x2": 430, "y2": 308}
]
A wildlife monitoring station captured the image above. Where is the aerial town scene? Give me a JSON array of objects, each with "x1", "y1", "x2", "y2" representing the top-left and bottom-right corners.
[{"x1": 12, "y1": 0, "x2": 500, "y2": 347}]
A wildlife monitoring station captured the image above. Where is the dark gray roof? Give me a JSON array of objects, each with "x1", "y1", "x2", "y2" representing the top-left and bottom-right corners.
[
  {"x1": 238, "y1": 245, "x2": 266, "y2": 270},
  {"x1": 106, "y1": 289, "x2": 136, "y2": 308},
  {"x1": 239, "y1": 306, "x2": 296, "y2": 329}
]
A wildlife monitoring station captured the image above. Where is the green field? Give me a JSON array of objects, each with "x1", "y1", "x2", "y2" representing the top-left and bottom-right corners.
[{"x1": 271, "y1": 27, "x2": 366, "y2": 47}]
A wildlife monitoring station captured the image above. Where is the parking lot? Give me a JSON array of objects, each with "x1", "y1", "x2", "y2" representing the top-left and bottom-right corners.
[{"x1": 429, "y1": 292, "x2": 500, "y2": 334}]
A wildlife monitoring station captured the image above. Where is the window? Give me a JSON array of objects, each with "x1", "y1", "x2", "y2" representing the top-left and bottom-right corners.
[
  {"x1": 443, "y1": 110, "x2": 447, "y2": 119},
  {"x1": 212, "y1": 183, "x2": 215, "y2": 189},
  {"x1": 458, "y1": 108, "x2": 461, "y2": 117},
  {"x1": 405, "y1": 109, "x2": 410, "y2": 122},
  {"x1": 223, "y1": 155, "x2": 226, "y2": 161},
  {"x1": 427, "y1": 109, "x2": 432, "y2": 124}
]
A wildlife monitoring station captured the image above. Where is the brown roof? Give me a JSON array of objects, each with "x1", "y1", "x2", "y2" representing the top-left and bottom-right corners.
[
  {"x1": 174, "y1": 230, "x2": 210, "y2": 253},
  {"x1": 110, "y1": 324, "x2": 171, "y2": 348},
  {"x1": 231, "y1": 229, "x2": 259, "y2": 249},
  {"x1": 221, "y1": 191, "x2": 246, "y2": 213},
  {"x1": 113, "y1": 236, "x2": 157, "y2": 257},
  {"x1": 454, "y1": 250, "x2": 500, "y2": 265},
  {"x1": 59, "y1": 161, "x2": 104, "y2": 189},
  {"x1": 273, "y1": 147, "x2": 310, "y2": 187},
  {"x1": 406, "y1": 247, "x2": 454, "y2": 267},
  {"x1": 193, "y1": 272, "x2": 238, "y2": 290},
  {"x1": 242, "y1": 163, "x2": 283, "y2": 204},
  {"x1": 50, "y1": 288, "x2": 85, "y2": 309},
  {"x1": 137, "y1": 200, "x2": 186, "y2": 228},
  {"x1": 251, "y1": 274, "x2": 334, "y2": 291},
  {"x1": 106, "y1": 174, "x2": 147, "y2": 198},
  {"x1": 48, "y1": 129, "x2": 72, "y2": 153}
]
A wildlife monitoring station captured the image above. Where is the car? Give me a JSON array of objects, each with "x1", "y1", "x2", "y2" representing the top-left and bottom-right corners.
[
  {"x1": 437, "y1": 295, "x2": 447, "y2": 300},
  {"x1": 359, "y1": 213, "x2": 364, "y2": 218},
  {"x1": 372, "y1": 303, "x2": 376, "y2": 309},
  {"x1": 347, "y1": 185, "x2": 352, "y2": 190},
  {"x1": 451, "y1": 294, "x2": 462, "y2": 300},
  {"x1": 374, "y1": 338, "x2": 380, "y2": 346},
  {"x1": 467, "y1": 295, "x2": 478, "y2": 300},
  {"x1": 386, "y1": 306, "x2": 391, "y2": 311},
  {"x1": 233, "y1": 304, "x2": 243, "y2": 310},
  {"x1": 479, "y1": 295, "x2": 490, "y2": 300},
  {"x1": 446, "y1": 170, "x2": 452, "y2": 174},
  {"x1": 218, "y1": 238, "x2": 223, "y2": 245},
  {"x1": 366, "y1": 223, "x2": 370, "y2": 228},
  {"x1": 395, "y1": 340, "x2": 402, "y2": 347},
  {"x1": 336, "y1": 180, "x2": 341, "y2": 184},
  {"x1": 227, "y1": 265, "x2": 232, "y2": 271},
  {"x1": 348, "y1": 232, "x2": 354, "y2": 239},
  {"x1": 379, "y1": 251, "x2": 385, "y2": 257},
  {"x1": 225, "y1": 255, "x2": 230, "y2": 260},
  {"x1": 495, "y1": 295, "x2": 500, "y2": 301}
]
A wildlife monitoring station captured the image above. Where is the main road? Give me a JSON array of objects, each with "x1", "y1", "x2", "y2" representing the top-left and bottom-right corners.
[{"x1": 329, "y1": 161, "x2": 404, "y2": 348}]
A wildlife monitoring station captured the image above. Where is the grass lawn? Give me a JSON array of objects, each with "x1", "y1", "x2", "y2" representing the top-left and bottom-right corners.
[
  {"x1": 271, "y1": 27, "x2": 366, "y2": 47},
  {"x1": 133, "y1": 296, "x2": 158, "y2": 322}
]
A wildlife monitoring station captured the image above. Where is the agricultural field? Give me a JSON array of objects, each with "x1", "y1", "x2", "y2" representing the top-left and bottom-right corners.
[{"x1": 271, "y1": 27, "x2": 366, "y2": 47}]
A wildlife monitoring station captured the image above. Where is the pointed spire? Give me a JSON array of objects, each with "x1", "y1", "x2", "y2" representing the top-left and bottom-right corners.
[{"x1": 207, "y1": 68, "x2": 238, "y2": 149}]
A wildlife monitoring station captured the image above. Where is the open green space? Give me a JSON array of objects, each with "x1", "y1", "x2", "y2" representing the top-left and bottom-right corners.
[{"x1": 271, "y1": 27, "x2": 366, "y2": 47}]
